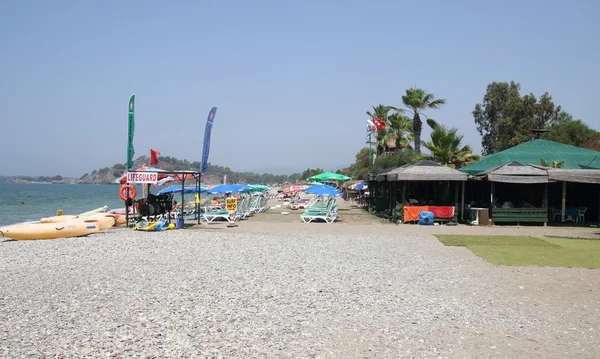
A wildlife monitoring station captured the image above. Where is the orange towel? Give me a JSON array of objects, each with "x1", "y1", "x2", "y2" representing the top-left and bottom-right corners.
[{"x1": 404, "y1": 206, "x2": 429, "y2": 222}]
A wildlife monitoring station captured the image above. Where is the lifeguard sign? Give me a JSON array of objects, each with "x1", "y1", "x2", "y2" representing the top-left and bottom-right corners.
[{"x1": 126, "y1": 172, "x2": 158, "y2": 184}]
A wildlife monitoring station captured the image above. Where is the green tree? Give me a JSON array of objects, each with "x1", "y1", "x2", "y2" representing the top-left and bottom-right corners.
[
  {"x1": 400, "y1": 88, "x2": 446, "y2": 154},
  {"x1": 473, "y1": 81, "x2": 561, "y2": 155},
  {"x1": 421, "y1": 125, "x2": 480, "y2": 168},
  {"x1": 373, "y1": 150, "x2": 422, "y2": 170},
  {"x1": 366, "y1": 104, "x2": 394, "y2": 155},
  {"x1": 348, "y1": 148, "x2": 373, "y2": 179},
  {"x1": 543, "y1": 118, "x2": 600, "y2": 150},
  {"x1": 301, "y1": 168, "x2": 325, "y2": 181}
]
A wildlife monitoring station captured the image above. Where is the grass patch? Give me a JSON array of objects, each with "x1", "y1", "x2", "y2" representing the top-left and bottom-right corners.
[
  {"x1": 544, "y1": 235, "x2": 600, "y2": 241},
  {"x1": 435, "y1": 234, "x2": 600, "y2": 269}
]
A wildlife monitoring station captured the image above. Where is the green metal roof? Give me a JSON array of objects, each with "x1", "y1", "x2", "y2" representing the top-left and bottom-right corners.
[{"x1": 461, "y1": 139, "x2": 600, "y2": 175}]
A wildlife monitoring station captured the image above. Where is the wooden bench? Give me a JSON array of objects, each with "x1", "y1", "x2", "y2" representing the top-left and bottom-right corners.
[{"x1": 491, "y1": 208, "x2": 548, "y2": 225}]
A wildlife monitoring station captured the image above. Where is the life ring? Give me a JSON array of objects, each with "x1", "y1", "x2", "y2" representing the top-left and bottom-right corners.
[{"x1": 119, "y1": 185, "x2": 136, "y2": 201}]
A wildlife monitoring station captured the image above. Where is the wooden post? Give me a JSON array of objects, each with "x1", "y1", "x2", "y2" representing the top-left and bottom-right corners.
[
  {"x1": 561, "y1": 181, "x2": 567, "y2": 222},
  {"x1": 453, "y1": 181, "x2": 458, "y2": 221},
  {"x1": 490, "y1": 182, "x2": 495, "y2": 205},
  {"x1": 401, "y1": 182, "x2": 406, "y2": 205},
  {"x1": 388, "y1": 180, "x2": 394, "y2": 214},
  {"x1": 543, "y1": 183, "x2": 548, "y2": 227},
  {"x1": 461, "y1": 181, "x2": 465, "y2": 222}
]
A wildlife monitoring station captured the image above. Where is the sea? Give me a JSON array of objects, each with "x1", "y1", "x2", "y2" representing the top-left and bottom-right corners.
[{"x1": 0, "y1": 183, "x2": 202, "y2": 227}]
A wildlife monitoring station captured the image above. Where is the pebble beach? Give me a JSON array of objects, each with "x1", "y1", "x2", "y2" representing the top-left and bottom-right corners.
[{"x1": 1, "y1": 200, "x2": 599, "y2": 358}]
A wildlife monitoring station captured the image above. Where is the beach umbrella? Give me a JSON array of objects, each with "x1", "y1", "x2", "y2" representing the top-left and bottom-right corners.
[
  {"x1": 282, "y1": 185, "x2": 309, "y2": 194},
  {"x1": 304, "y1": 184, "x2": 342, "y2": 197},
  {"x1": 351, "y1": 182, "x2": 368, "y2": 190},
  {"x1": 157, "y1": 186, "x2": 208, "y2": 195},
  {"x1": 247, "y1": 184, "x2": 271, "y2": 192},
  {"x1": 306, "y1": 172, "x2": 351, "y2": 182},
  {"x1": 208, "y1": 184, "x2": 253, "y2": 194}
]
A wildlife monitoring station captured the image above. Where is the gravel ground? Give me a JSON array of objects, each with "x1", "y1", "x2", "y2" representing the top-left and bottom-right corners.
[{"x1": 1, "y1": 221, "x2": 599, "y2": 358}]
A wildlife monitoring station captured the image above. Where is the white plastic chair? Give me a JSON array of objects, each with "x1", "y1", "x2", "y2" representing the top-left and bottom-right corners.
[
  {"x1": 577, "y1": 207, "x2": 587, "y2": 223},
  {"x1": 550, "y1": 207, "x2": 561, "y2": 222}
]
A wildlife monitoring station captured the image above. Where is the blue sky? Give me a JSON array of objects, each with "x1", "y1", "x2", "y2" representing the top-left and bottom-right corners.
[{"x1": 1, "y1": 0, "x2": 598, "y2": 177}]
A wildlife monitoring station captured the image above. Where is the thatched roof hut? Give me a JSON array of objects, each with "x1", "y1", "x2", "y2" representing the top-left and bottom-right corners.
[
  {"x1": 545, "y1": 168, "x2": 600, "y2": 184},
  {"x1": 475, "y1": 161, "x2": 550, "y2": 184},
  {"x1": 474, "y1": 161, "x2": 600, "y2": 184},
  {"x1": 383, "y1": 160, "x2": 467, "y2": 182}
]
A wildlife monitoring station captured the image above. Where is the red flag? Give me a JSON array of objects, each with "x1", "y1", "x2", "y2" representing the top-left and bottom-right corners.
[
  {"x1": 150, "y1": 148, "x2": 161, "y2": 165},
  {"x1": 372, "y1": 118, "x2": 386, "y2": 131}
]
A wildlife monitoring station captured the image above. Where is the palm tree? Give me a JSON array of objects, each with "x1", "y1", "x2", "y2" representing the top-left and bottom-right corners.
[
  {"x1": 540, "y1": 158, "x2": 565, "y2": 168},
  {"x1": 387, "y1": 112, "x2": 414, "y2": 151},
  {"x1": 366, "y1": 104, "x2": 393, "y2": 155},
  {"x1": 421, "y1": 125, "x2": 480, "y2": 168},
  {"x1": 401, "y1": 88, "x2": 446, "y2": 153}
]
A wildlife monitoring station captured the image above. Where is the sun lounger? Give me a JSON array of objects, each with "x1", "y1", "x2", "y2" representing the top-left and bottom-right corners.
[{"x1": 300, "y1": 198, "x2": 338, "y2": 223}]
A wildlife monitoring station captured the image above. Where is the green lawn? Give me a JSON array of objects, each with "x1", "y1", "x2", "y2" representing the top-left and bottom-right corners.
[{"x1": 435, "y1": 235, "x2": 600, "y2": 268}]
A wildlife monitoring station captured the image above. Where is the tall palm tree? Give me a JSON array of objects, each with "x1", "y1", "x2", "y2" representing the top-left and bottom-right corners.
[
  {"x1": 366, "y1": 105, "x2": 393, "y2": 155},
  {"x1": 401, "y1": 88, "x2": 446, "y2": 153},
  {"x1": 421, "y1": 125, "x2": 480, "y2": 168},
  {"x1": 387, "y1": 112, "x2": 414, "y2": 151}
]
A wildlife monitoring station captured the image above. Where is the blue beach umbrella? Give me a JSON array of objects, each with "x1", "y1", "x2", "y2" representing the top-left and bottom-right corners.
[
  {"x1": 157, "y1": 186, "x2": 208, "y2": 195},
  {"x1": 352, "y1": 182, "x2": 368, "y2": 191},
  {"x1": 304, "y1": 184, "x2": 342, "y2": 197},
  {"x1": 209, "y1": 184, "x2": 253, "y2": 194}
]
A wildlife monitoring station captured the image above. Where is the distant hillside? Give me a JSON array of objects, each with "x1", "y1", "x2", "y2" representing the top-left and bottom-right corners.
[
  {"x1": 76, "y1": 156, "x2": 310, "y2": 185},
  {"x1": 0, "y1": 175, "x2": 76, "y2": 184}
]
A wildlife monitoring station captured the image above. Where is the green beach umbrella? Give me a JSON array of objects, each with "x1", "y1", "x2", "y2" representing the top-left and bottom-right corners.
[
  {"x1": 241, "y1": 184, "x2": 272, "y2": 193},
  {"x1": 306, "y1": 172, "x2": 351, "y2": 182}
]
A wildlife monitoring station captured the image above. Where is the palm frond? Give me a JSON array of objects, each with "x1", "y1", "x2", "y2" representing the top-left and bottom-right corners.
[{"x1": 426, "y1": 118, "x2": 439, "y2": 130}]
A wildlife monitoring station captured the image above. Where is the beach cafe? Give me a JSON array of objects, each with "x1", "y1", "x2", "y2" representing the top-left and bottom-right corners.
[{"x1": 366, "y1": 139, "x2": 600, "y2": 227}]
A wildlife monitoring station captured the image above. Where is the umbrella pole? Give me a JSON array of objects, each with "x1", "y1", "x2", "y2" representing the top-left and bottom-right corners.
[{"x1": 181, "y1": 178, "x2": 185, "y2": 227}]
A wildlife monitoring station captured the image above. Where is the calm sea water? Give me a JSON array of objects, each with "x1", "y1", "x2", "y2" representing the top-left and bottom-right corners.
[{"x1": 0, "y1": 183, "x2": 202, "y2": 226}]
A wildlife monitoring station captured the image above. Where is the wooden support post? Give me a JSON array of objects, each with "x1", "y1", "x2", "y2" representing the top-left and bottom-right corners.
[
  {"x1": 454, "y1": 181, "x2": 459, "y2": 221},
  {"x1": 401, "y1": 182, "x2": 406, "y2": 205},
  {"x1": 543, "y1": 183, "x2": 548, "y2": 227},
  {"x1": 561, "y1": 181, "x2": 566, "y2": 222},
  {"x1": 388, "y1": 181, "x2": 393, "y2": 214},
  {"x1": 461, "y1": 181, "x2": 465, "y2": 222},
  {"x1": 597, "y1": 185, "x2": 600, "y2": 228}
]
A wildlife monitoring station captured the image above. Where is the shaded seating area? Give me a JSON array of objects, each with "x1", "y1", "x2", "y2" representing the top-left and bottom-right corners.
[
  {"x1": 473, "y1": 162, "x2": 551, "y2": 225},
  {"x1": 471, "y1": 161, "x2": 600, "y2": 226},
  {"x1": 460, "y1": 139, "x2": 600, "y2": 227},
  {"x1": 370, "y1": 160, "x2": 467, "y2": 224}
]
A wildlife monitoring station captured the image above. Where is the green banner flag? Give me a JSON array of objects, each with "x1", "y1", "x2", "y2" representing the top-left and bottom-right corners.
[{"x1": 127, "y1": 95, "x2": 135, "y2": 170}]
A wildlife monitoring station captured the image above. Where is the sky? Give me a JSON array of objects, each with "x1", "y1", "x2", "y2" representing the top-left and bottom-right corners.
[{"x1": 1, "y1": 0, "x2": 599, "y2": 177}]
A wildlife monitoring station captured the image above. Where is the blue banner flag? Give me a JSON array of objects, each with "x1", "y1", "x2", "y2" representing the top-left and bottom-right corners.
[{"x1": 200, "y1": 107, "x2": 217, "y2": 174}]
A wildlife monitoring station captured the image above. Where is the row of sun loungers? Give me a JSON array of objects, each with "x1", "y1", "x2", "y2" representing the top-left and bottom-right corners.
[{"x1": 200, "y1": 196, "x2": 270, "y2": 224}]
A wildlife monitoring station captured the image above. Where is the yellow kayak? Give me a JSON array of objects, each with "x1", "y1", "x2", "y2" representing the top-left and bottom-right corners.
[
  {"x1": 0, "y1": 221, "x2": 100, "y2": 241},
  {"x1": 78, "y1": 213, "x2": 116, "y2": 230},
  {"x1": 113, "y1": 214, "x2": 127, "y2": 226},
  {"x1": 40, "y1": 215, "x2": 79, "y2": 223}
]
